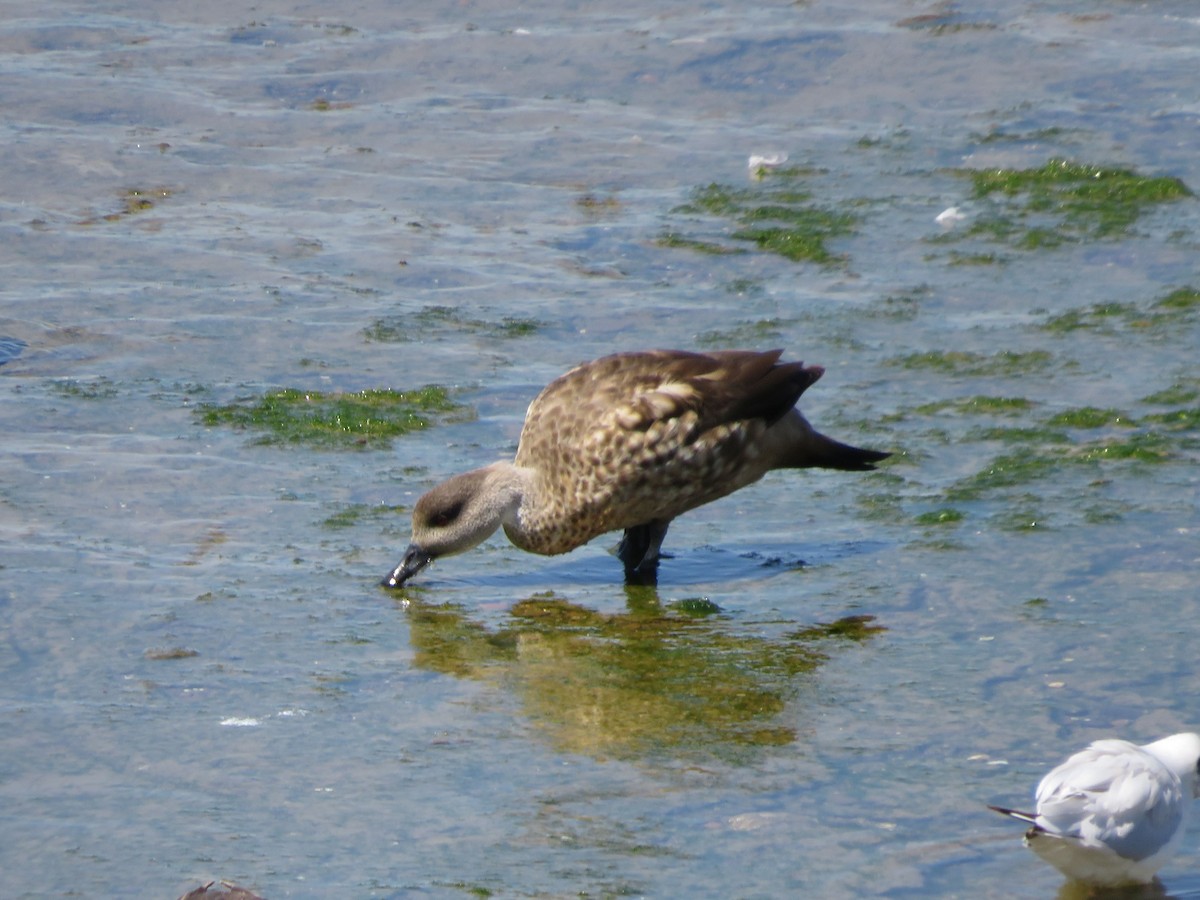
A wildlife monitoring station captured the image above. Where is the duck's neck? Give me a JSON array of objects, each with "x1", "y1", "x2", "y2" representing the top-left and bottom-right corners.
[
  {"x1": 479, "y1": 462, "x2": 545, "y2": 552},
  {"x1": 479, "y1": 461, "x2": 535, "y2": 529}
]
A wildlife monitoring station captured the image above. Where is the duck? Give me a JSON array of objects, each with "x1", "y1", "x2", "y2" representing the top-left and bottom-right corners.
[
  {"x1": 383, "y1": 348, "x2": 890, "y2": 586},
  {"x1": 990, "y1": 733, "x2": 1200, "y2": 886}
]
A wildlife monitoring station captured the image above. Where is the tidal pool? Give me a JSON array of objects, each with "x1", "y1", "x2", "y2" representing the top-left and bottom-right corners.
[{"x1": 2, "y1": 2, "x2": 1199, "y2": 898}]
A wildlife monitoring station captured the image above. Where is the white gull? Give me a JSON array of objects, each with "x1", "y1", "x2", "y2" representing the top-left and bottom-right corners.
[{"x1": 990, "y1": 733, "x2": 1200, "y2": 886}]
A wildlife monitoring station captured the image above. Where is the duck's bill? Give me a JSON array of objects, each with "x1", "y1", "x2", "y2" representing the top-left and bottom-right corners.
[{"x1": 382, "y1": 545, "x2": 432, "y2": 588}]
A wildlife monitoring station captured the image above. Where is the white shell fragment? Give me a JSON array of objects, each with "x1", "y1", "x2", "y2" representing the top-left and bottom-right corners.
[
  {"x1": 935, "y1": 206, "x2": 966, "y2": 226},
  {"x1": 748, "y1": 152, "x2": 789, "y2": 175}
]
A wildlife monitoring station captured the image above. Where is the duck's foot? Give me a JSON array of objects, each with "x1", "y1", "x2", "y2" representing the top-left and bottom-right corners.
[
  {"x1": 617, "y1": 519, "x2": 671, "y2": 579},
  {"x1": 623, "y1": 564, "x2": 659, "y2": 587}
]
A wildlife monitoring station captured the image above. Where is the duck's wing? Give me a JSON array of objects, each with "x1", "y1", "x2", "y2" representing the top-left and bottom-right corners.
[
  {"x1": 519, "y1": 349, "x2": 821, "y2": 456},
  {"x1": 670, "y1": 348, "x2": 823, "y2": 429}
]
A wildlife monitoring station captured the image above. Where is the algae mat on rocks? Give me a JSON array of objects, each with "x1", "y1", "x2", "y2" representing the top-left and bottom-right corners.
[{"x1": 198, "y1": 386, "x2": 465, "y2": 450}]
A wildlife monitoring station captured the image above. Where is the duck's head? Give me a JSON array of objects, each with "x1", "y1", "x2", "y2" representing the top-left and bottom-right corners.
[{"x1": 382, "y1": 463, "x2": 524, "y2": 587}]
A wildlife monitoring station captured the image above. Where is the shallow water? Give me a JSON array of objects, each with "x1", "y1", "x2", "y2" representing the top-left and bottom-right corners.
[{"x1": 2, "y1": 2, "x2": 1200, "y2": 898}]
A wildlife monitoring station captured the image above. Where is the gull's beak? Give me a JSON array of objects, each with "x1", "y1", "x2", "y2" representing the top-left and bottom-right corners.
[{"x1": 382, "y1": 544, "x2": 433, "y2": 588}]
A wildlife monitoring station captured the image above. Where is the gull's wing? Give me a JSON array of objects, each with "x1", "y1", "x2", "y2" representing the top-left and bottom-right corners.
[{"x1": 1035, "y1": 739, "x2": 1185, "y2": 861}]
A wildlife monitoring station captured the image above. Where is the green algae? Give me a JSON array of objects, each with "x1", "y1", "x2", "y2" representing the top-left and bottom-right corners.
[
  {"x1": 1154, "y1": 286, "x2": 1200, "y2": 312},
  {"x1": 655, "y1": 233, "x2": 747, "y2": 255},
  {"x1": 1084, "y1": 501, "x2": 1130, "y2": 525},
  {"x1": 496, "y1": 317, "x2": 541, "y2": 337},
  {"x1": 993, "y1": 503, "x2": 1050, "y2": 532},
  {"x1": 1045, "y1": 407, "x2": 1134, "y2": 429},
  {"x1": 1040, "y1": 287, "x2": 1200, "y2": 334},
  {"x1": 1141, "y1": 407, "x2": 1200, "y2": 431},
  {"x1": 723, "y1": 277, "x2": 765, "y2": 296},
  {"x1": 1073, "y1": 432, "x2": 1176, "y2": 462},
  {"x1": 934, "y1": 159, "x2": 1192, "y2": 256},
  {"x1": 912, "y1": 396, "x2": 1035, "y2": 416},
  {"x1": 1015, "y1": 226, "x2": 1069, "y2": 250},
  {"x1": 789, "y1": 615, "x2": 884, "y2": 642},
  {"x1": 970, "y1": 126, "x2": 1077, "y2": 145},
  {"x1": 749, "y1": 163, "x2": 823, "y2": 182},
  {"x1": 1040, "y1": 302, "x2": 1140, "y2": 333},
  {"x1": 731, "y1": 219, "x2": 854, "y2": 264},
  {"x1": 48, "y1": 377, "x2": 119, "y2": 400},
  {"x1": 364, "y1": 305, "x2": 544, "y2": 342},
  {"x1": 198, "y1": 386, "x2": 464, "y2": 449},
  {"x1": 671, "y1": 597, "x2": 723, "y2": 617},
  {"x1": 946, "y1": 250, "x2": 1003, "y2": 266},
  {"x1": 880, "y1": 398, "x2": 1143, "y2": 521},
  {"x1": 677, "y1": 183, "x2": 763, "y2": 217},
  {"x1": 696, "y1": 318, "x2": 789, "y2": 348},
  {"x1": 575, "y1": 192, "x2": 622, "y2": 214},
  {"x1": 897, "y1": 10, "x2": 998, "y2": 33},
  {"x1": 965, "y1": 159, "x2": 1191, "y2": 236},
  {"x1": 915, "y1": 508, "x2": 965, "y2": 526},
  {"x1": 322, "y1": 503, "x2": 407, "y2": 529},
  {"x1": 663, "y1": 172, "x2": 859, "y2": 265},
  {"x1": 946, "y1": 428, "x2": 1177, "y2": 504},
  {"x1": 867, "y1": 290, "x2": 924, "y2": 321},
  {"x1": 1141, "y1": 382, "x2": 1199, "y2": 405},
  {"x1": 968, "y1": 425, "x2": 1070, "y2": 444},
  {"x1": 77, "y1": 186, "x2": 176, "y2": 225},
  {"x1": 855, "y1": 129, "x2": 910, "y2": 150},
  {"x1": 888, "y1": 349, "x2": 1054, "y2": 376},
  {"x1": 144, "y1": 647, "x2": 200, "y2": 661},
  {"x1": 855, "y1": 491, "x2": 906, "y2": 523},
  {"x1": 453, "y1": 884, "x2": 493, "y2": 898},
  {"x1": 947, "y1": 453, "x2": 1061, "y2": 500}
]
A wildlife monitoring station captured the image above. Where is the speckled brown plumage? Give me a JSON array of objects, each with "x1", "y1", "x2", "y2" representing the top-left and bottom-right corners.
[{"x1": 383, "y1": 349, "x2": 889, "y2": 587}]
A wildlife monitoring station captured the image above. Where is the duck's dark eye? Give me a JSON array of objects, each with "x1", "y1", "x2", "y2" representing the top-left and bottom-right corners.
[{"x1": 427, "y1": 502, "x2": 463, "y2": 528}]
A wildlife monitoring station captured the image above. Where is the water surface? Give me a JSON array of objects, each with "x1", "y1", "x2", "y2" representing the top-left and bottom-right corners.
[{"x1": 2, "y1": 2, "x2": 1200, "y2": 897}]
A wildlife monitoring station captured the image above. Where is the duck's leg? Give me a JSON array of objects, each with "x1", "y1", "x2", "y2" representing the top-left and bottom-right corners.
[{"x1": 617, "y1": 519, "x2": 672, "y2": 574}]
